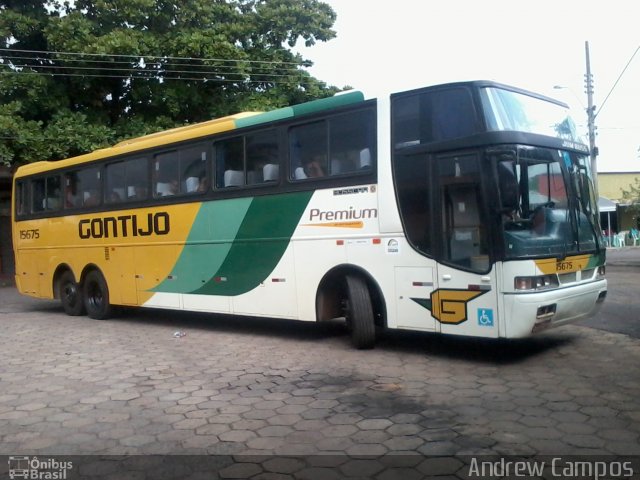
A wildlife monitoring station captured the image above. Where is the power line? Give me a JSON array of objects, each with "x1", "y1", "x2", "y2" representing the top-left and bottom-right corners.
[
  {"x1": 1, "y1": 62, "x2": 306, "y2": 80},
  {"x1": 1, "y1": 54, "x2": 278, "y2": 73},
  {"x1": 0, "y1": 69, "x2": 314, "y2": 85},
  {"x1": 0, "y1": 47, "x2": 308, "y2": 68},
  {"x1": 0, "y1": 48, "x2": 315, "y2": 83},
  {"x1": 596, "y1": 45, "x2": 640, "y2": 118}
]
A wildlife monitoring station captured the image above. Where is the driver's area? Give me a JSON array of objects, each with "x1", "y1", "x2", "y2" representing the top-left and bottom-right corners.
[{"x1": 496, "y1": 146, "x2": 588, "y2": 258}]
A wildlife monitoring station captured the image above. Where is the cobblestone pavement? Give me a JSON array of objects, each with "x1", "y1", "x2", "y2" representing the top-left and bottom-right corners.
[{"x1": 1, "y1": 286, "x2": 639, "y2": 478}]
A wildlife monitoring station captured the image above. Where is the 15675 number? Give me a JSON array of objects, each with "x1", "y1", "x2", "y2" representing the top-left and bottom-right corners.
[
  {"x1": 556, "y1": 260, "x2": 574, "y2": 271},
  {"x1": 19, "y1": 229, "x2": 40, "y2": 240}
]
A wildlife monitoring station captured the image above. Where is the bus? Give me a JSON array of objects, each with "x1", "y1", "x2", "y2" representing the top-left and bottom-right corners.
[{"x1": 12, "y1": 80, "x2": 607, "y2": 349}]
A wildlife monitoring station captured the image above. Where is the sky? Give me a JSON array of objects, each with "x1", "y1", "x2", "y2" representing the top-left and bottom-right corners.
[{"x1": 296, "y1": 0, "x2": 640, "y2": 173}]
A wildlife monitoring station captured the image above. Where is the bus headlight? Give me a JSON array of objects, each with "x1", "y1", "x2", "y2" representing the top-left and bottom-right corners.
[
  {"x1": 597, "y1": 265, "x2": 606, "y2": 278},
  {"x1": 514, "y1": 274, "x2": 559, "y2": 291}
]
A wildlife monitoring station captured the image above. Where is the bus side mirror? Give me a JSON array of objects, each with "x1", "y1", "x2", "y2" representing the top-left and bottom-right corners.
[{"x1": 498, "y1": 161, "x2": 519, "y2": 212}]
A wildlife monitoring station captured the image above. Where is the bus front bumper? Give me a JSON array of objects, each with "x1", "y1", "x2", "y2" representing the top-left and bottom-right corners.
[{"x1": 503, "y1": 279, "x2": 607, "y2": 338}]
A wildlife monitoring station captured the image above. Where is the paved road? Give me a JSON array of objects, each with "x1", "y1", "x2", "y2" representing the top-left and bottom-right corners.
[
  {"x1": 578, "y1": 265, "x2": 640, "y2": 338},
  {"x1": 0, "y1": 263, "x2": 639, "y2": 478},
  {"x1": 577, "y1": 247, "x2": 640, "y2": 338}
]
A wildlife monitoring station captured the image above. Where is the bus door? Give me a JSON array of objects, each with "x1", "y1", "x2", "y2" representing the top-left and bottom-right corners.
[
  {"x1": 392, "y1": 151, "x2": 438, "y2": 332},
  {"x1": 433, "y1": 153, "x2": 499, "y2": 337}
]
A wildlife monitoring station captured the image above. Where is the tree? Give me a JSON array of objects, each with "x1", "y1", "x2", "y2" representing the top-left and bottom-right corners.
[
  {"x1": 621, "y1": 176, "x2": 640, "y2": 222},
  {"x1": 0, "y1": 0, "x2": 339, "y2": 166}
]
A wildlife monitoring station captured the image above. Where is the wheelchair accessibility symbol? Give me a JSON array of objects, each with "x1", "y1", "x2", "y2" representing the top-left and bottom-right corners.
[{"x1": 478, "y1": 308, "x2": 494, "y2": 327}]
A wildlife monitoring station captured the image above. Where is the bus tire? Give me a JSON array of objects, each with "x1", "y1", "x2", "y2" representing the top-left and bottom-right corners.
[
  {"x1": 59, "y1": 270, "x2": 85, "y2": 316},
  {"x1": 345, "y1": 274, "x2": 376, "y2": 349},
  {"x1": 83, "y1": 270, "x2": 112, "y2": 320}
]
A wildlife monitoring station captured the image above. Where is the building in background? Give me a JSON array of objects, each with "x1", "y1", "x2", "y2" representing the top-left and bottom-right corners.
[{"x1": 599, "y1": 171, "x2": 640, "y2": 235}]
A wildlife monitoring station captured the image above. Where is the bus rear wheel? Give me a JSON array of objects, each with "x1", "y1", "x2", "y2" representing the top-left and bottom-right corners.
[
  {"x1": 345, "y1": 274, "x2": 376, "y2": 349},
  {"x1": 59, "y1": 270, "x2": 85, "y2": 316},
  {"x1": 83, "y1": 270, "x2": 112, "y2": 320}
]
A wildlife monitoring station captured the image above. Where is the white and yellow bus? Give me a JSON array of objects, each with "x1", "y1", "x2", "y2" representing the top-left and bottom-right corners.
[{"x1": 12, "y1": 81, "x2": 607, "y2": 348}]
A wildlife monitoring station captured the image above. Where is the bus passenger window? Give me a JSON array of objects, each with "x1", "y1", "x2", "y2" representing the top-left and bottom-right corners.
[
  {"x1": 180, "y1": 145, "x2": 207, "y2": 194},
  {"x1": 15, "y1": 181, "x2": 29, "y2": 215},
  {"x1": 64, "y1": 173, "x2": 80, "y2": 208},
  {"x1": 247, "y1": 131, "x2": 279, "y2": 185},
  {"x1": 328, "y1": 110, "x2": 375, "y2": 176},
  {"x1": 154, "y1": 152, "x2": 179, "y2": 197},
  {"x1": 392, "y1": 87, "x2": 479, "y2": 147},
  {"x1": 127, "y1": 157, "x2": 148, "y2": 200},
  {"x1": 32, "y1": 178, "x2": 45, "y2": 212},
  {"x1": 76, "y1": 167, "x2": 102, "y2": 208},
  {"x1": 107, "y1": 157, "x2": 148, "y2": 203},
  {"x1": 394, "y1": 152, "x2": 432, "y2": 255},
  {"x1": 32, "y1": 176, "x2": 61, "y2": 212},
  {"x1": 46, "y1": 176, "x2": 62, "y2": 210},
  {"x1": 216, "y1": 137, "x2": 244, "y2": 188},
  {"x1": 104, "y1": 162, "x2": 125, "y2": 203},
  {"x1": 430, "y1": 89, "x2": 477, "y2": 140},
  {"x1": 289, "y1": 121, "x2": 327, "y2": 180}
]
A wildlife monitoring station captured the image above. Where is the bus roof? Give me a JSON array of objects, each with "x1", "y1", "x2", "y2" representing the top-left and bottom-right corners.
[{"x1": 16, "y1": 90, "x2": 366, "y2": 177}]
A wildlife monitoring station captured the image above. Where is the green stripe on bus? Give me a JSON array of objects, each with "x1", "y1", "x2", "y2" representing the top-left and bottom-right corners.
[
  {"x1": 151, "y1": 197, "x2": 253, "y2": 294},
  {"x1": 191, "y1": 191, "x2": 313, "y2": 296},
  {"x1": 233, "y1": 91, "x2": 365, "y2": 130},
  {"x1": 152, "y1": 191, "x2": 313, "y2": 296},
  {"x1": 587, "y1": 251, "x2": 606, "y2": 268},
  {"x1": 234, "y1": 107, "x2": 294, "y2": 129},
  {"x1": 290, "y1": 91, "x2": 365, "y2": 117}
]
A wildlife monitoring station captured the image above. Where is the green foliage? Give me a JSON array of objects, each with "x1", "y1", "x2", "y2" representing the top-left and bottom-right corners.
[
  {"x1": 621, "y1": 177, "x2": 640, "y2": 217},
  {"x1": 0, "y1": 0, "x2": 339, "y2": 166}
]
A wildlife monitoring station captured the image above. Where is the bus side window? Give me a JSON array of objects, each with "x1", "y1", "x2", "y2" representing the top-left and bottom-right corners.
[
  {"x1": 246, "y1": 131, "x2": 279, "y2": 185},
  {"x1": 46, "y1": 176, "x2": 62, "y2": 211},
  {"x1": 32, "y1": 176, "x2": 61, "y2": 212},
  {"x1": 78, "y1": 166, "x2": 102, "y2": 208},
  {"x1": 32, "y1": 178, "x2": 45, "y2": 212},
  {"x1": 64, "y1": 172, "x2": 81, "y2": 208},
  {"x1": 392, "y1": 87, "x2": 478, "y2": 147},
  {"x1": 154, "y1": 152, "x2": 179, "y2": 197},
  {"x1": 105, "y1": 162, "x2": 125, "y2": 204},
  {"x1": 395, "y1": 152, "x2": 432, "y2": 255},
  {"x1": 215, "y1": 137, "x2": 245, "y2": 188},
  {"x1": 328, "y1": 110, "x2": 375, "y2": 176},
  {"x1": 126, "y1": 157, "x2": 148, "y2": 201},
  {"x1": 289, "y1": 121, "x2": 327, "y2": 180},
  {"x1": 15, "y1": 181, "x2": 29, "y2": 215},
  {"x1": 107, "y1": 158, "x2": 148, "y2": 203},
  {"x1": 430, "y1": 89, "x2": 477, "y2": 141},
  {"x1": 180, "y1": 145, "x2": 208, "y2": 194}
]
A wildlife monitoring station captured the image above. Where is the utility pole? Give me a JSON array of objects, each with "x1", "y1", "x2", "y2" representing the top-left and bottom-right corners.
[{"x1": 584, "y1": 41, "x2": 598, "y2": 197}]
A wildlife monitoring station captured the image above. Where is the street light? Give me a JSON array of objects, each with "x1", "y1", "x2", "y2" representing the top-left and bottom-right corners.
[
  {"x1": 552, "y1": 42, "x2": 599, "y2": 198},
  {"x1": 553, "y1": 85, "x2": 591, "y2": 138},
  {"x1": 584, "y1": 41, "x2": 598, "y2": 198},
  {"x1": 553, "y1": 85, "x2": 585, "y2": 110}
]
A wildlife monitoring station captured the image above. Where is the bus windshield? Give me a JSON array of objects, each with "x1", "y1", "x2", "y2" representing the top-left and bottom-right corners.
[
  {"x1": 480, "y1": 87, "x2": 582, "y2": 143},
  {"x1": 495, "y1": 146, "x2": 600, "y2": 259}
]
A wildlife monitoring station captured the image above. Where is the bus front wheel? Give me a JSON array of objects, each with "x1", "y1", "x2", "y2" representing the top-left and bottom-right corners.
[
  {"x1": 59, "y1": 270, "x2": 85, "y2": 316},
  {"x1": 345, "y1": 274, "x2": 376, "y2": 349},
  {"x1": 83, "y1": 270, "x2": 112, "y2": 320}
]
